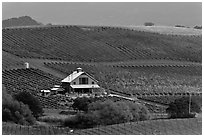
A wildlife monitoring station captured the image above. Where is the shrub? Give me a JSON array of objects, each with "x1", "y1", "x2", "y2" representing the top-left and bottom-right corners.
[
  {"x1": 144, "y1": 22, "x2": 154, "y2": 26},
  {"x1": 72, "y1": 97, "x2": 96, "y2": 112},
  {"x1": 126, "y1": 101, "x2": 150, "y2": 121},
  {"x1": 64, "y1": 113, "x2": 98, "y2": 129},
  {"x1": 166, "y1": 96, "x2": 201, "y2": 118},
  {"x1": 88, "y1": 100, "x2": 134, "y2": 125},
  {"x1": 2, "y1": 86, "x2": 36, "y2": 125},
  {"x1": 75, "y1": 113, "x2": 99, "y2": 129},
  {"x1": 14, "y1": 91, "x2": 43, "y2": 118},
  {"x1": 38, "y1": 115, "x2": 73, "y2": 124},
  {"x1": 64, "y1": 99, "x2": 150, "y2": 128}
]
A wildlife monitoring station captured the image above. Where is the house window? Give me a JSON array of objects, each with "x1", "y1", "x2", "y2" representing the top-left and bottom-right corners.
[
  {"x1": 79, "y1": 77, "x2": 88, "y2": 84},
  {"x1": 73, "y1": 82, "x2": 76, "y2": 85},
  {"x1": 92, "y1": 82, "x2": 95, "y2": 84}
]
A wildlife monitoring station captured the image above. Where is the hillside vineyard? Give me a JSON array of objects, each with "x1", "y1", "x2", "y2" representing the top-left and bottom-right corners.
[
  {"x1": 2, "y1": 25, "x2": 202, "y2": 135},
  {"x1": 45, "y1": 62, "x2": 201, "y2": 94},
  {"x1": 2, "y1": 26, "x2": 202, "y2": 62}
]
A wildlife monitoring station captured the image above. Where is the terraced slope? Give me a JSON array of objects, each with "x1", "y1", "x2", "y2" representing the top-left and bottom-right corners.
[
  {"x1": 45, "y1": 62, "x2": 201, "y2": 95},
  {"x1": 2, "y1": 26, "x2": 124, "y2": 62},
  {"x1": 2, "y1": 51, "x2": 25, "y2": 70},
  {"x1": 72, "y1": 117, "x2": 202, "y2": 135},
  {"x1": 3, "y1": 25, "x2": 201, "y2": 62},
  {"x1": 2, "y1": 68, "x2": 61, "y2": 94},
  {"x1": 138, "y1": 95, "x2": 202, "y2": 107},
  {"x1": 2, "y1": 122, "x2": 70, "y2": 135},
  {"x1": 3, "y1": 117, "x2": 201, "y2": 135},
  {"x1": 81, "y1": 26, "x2": 201, "y2": 62},
  {"x1": 2, "y1": 68, "x2": 66, "y2": 109}
]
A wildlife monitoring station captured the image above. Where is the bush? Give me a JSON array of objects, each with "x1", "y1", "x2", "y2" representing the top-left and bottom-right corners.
[
  {"x1": 14, "y1": 91, "x2": 43, "y2": 118},
  {"x1": 89, "y1": 100, "x2": 133, "y2": 125},
  {"x1": 71, "y1": 97, "x2": 96, "y2": 112},
  {"x1": 166, "y1": 96, "x2": 201, "y2": 118},
  {"x1": 64, "y1": 99, "x2": 150, "y2": 128},
  {"x1": 69, "y1": 113, "x2": 99, "y2": 129},
  {"x1": 38, "y1": 115, "x2": 73, "y2": 124},
  {"x1": 126, "y1": 101, "x2": 150, "y2": 121},
  {"x1": 144, "y1": 22, "x2": 154, "y2": 26},
  {"x1": 2, "y1": 86, "x2": 36, "y2": 125}
]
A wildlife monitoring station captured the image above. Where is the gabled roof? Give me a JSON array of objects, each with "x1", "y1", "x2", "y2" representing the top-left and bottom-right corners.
[
  {"x1": 61, "y1": 70, "x2": 98, "y2": 83},
  {"x1": 61, "y1": 71, "x2": 84, "y2": 83}
]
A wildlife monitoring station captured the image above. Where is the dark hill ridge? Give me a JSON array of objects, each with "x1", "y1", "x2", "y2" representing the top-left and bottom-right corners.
[
  {"x1": 2, "y1": 16, "x2": 43, "y2": 28},
  {"x1": 2, "y1": 25, "x2": 202, "y2": 62}
]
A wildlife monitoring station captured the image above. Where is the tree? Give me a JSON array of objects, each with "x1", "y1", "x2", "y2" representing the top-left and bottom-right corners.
[
  {"x1": 144, "y1": 22, "x2": 154, "y2": 26},
  {"x1": 194, "y1": 26, "x2": 202, "y2": 29},
  {"x1": 166, "y1": 96, "x2": 201, "y2": 118},
  {"x1": 2, "y1": 86, "x2": 35, "y2": 125},
  {"x1": 14, "y1": 91, "x2": 43, "y2": 118}
]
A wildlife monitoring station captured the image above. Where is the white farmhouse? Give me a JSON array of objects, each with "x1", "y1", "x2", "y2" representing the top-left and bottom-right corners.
[{"x1": 61, "y1": 68, "x2": 100, "y2": 94}]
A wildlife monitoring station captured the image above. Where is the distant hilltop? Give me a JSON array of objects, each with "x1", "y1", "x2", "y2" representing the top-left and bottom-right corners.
[
  {"x1": 2, "y1": 16, "x2": 43, "y2": 28},
  {"x1": 125, "y1": 25, "x2": 202, "y2": 35}
]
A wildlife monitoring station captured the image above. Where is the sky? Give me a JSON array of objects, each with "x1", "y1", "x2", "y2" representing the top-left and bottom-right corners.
[{"x1": 2, "y1": 2, "x2": 202, "y2": 27}]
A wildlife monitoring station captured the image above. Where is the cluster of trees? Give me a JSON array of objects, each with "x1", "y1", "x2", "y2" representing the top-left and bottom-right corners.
[
  {"x1": 175, "y1": 25, "x2": 202, "y2": 30},
  {"x1": 194, "y1": 26, "x2": 202, "y2": 29},
  {"x1": 144, "y1": 22, "x2": 202, "y2": 30},
  {"x1": 69, "y1": 96, "x2": 201, "y2": 129},
  {"x1": 2, "y1": 86, "x2": 43, "y2": 125},
  {"x1": 167, "y1": 96, "x2": 201, "y2": 118},
  {"x1": 144, "y1": 22, "x2": 155, "y2": 26},
  {"x1": 14, "y1": 91, "x2": 44, "y2": 118},
  {"x1": 64, "y1": 97, "x2": 150, "y2": 129},
  {"x1": 175, "y1": 25, "x2": 188, "y2": 28},
  {"x1": 2, "y1": 83, "x2": 201, "y2": 128}
]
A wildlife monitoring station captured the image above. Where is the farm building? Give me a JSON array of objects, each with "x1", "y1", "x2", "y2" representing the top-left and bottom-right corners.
[
  {"x1": 40, "y1": 90, "x2": 51, "y2": 97},
  {"x1": 51, "y1": 85, "x2": 64, "y2": 94},
  {"x1": 61, "y1": 68, "x2": 100, "y2": 94}
]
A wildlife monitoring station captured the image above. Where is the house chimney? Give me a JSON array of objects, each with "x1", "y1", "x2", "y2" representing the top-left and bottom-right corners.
[{"x1": 77, "y1": 67, "x2": 82, "y2": 73}]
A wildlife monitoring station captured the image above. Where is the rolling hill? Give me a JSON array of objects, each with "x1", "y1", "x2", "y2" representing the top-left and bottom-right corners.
[
  {"x1": 2, "y1": 24, "x2": 202, "y2": 135},
  {"x1": 2, "y1": 25, "x2": 202, "y2": 62},
  {"x1": 125, "y1": 25, "x2": 202, "y2": 35},
  {"x1": 2, "y1": 16, "x2": 43, "y2": 28}
]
